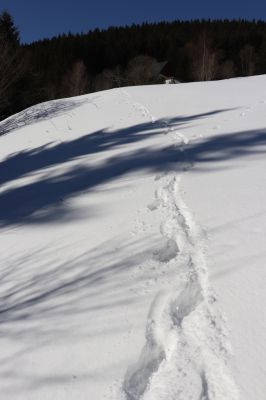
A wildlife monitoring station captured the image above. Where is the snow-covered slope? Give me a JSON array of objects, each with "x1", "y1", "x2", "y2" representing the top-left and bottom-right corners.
[{"x1": 0, "y1": 76, "x2": 266, "y2": 399}]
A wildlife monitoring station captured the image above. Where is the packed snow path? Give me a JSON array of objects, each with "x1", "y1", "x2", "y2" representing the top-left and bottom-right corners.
[
  {"x1": 121, "y1": 91, "x2": 237, "y2": 400},
  {"x1": 0, "y1": 76, "x2": 266, "y2": 399}
]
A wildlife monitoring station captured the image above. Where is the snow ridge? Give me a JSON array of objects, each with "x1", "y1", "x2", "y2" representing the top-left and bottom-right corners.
[{"x1": 123, "y1": 116, "x2": 238, "y2": 399}]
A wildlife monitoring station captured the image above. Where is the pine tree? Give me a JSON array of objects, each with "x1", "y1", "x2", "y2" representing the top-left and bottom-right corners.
[
  {"x1": 0, "y1": 12, "x2": 26, "y2": 119},
  {"x1": 0, "y1": 11, "x2": 20, "y2": 46}
]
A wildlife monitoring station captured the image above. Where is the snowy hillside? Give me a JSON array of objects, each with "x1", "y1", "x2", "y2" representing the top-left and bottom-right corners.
[{"x1": 0, "y1": 76, "x2": 266, "y2": 400}]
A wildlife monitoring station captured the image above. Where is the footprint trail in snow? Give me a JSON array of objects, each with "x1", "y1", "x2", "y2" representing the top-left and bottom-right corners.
[{"x1": 119, "y1": 103, "x2": 239, "y2": 400}]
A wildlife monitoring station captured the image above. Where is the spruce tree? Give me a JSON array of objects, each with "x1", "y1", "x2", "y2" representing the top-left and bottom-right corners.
[{"x1": 0, "y1": 11, "x2": 20, "y2": 46}]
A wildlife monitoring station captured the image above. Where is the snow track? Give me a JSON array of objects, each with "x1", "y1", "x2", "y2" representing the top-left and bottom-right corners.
[{"x1": 122, "y1": 111, "x2": 238, "y2": 399}]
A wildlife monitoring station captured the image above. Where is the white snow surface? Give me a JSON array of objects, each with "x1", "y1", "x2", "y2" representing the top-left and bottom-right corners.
[{"x1": 0, "y1": 76, "x2": 266, "y2": 399}]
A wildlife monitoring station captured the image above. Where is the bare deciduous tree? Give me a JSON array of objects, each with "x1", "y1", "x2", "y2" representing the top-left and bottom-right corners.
[
  {"x1": 61, "y1": 60, "x2": 89, "y2": 97},
  {"x1": 124, "y1": 55, "x2": 161, "y2": 85},
  {"x1": 218, "y1": 59, "x2": 235, "y2": 79},
  {"x1": 94, "y1": 66, "x2": 124, "y2": 92},
  {"x1": 188, "y1": 34, "x2": 219, "y2": 81},
  {"x1": 94, "y1": 55, "x2": 161, "y2": 92},
  {"x1": 239, "y1": 45, "x2": 255, "y2": 76}
]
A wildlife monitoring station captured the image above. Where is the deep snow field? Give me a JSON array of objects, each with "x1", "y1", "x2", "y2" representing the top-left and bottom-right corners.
[{"x1": 0, "y1": 76, "x2": 266, "y2": 399}]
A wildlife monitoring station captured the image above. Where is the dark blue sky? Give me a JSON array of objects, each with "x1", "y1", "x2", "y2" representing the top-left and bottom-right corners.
[{"x1": 0, "y1": 0, "x2": 265, "y2": 44}]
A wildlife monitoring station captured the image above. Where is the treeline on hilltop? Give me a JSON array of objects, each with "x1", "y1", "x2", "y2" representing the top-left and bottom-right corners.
[{"x1": 1, "y1": 11, "x2": 266, "y2": 120}]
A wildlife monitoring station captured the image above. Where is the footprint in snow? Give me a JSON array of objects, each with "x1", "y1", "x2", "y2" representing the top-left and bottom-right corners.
[
  {"x1": 153, "y1": 239, "x2": 179, "y2": 263},
  {"x1": 147, "y1": 199, "x2": 161, "y2": 211}
]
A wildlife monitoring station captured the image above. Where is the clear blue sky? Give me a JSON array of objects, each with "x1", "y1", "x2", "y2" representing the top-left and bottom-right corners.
[{"x1": 0, "y1": 0, "x2": 265, "y2": 44}]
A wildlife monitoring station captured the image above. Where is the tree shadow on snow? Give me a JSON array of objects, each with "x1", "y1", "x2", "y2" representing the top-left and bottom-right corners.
[
  {"x1": 1, "y1": 108, "x2": 256, "y2": 226},
  {"x1": 1, "y1": 103, "x2": 266, "y2": 391},
  {"x1": 0, "y1": 235, "x2": 164, "y2": 391},
  {"x1": 0, "y1": 237, "x2": 156, "y2": 334}
]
